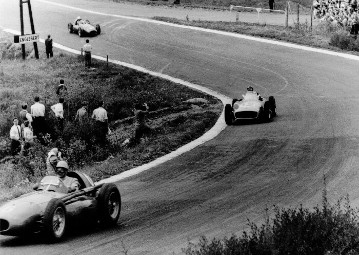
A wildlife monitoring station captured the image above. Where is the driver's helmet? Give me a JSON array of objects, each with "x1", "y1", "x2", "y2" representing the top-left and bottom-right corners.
[
  {"x1": 56, "y1": 160, "x2": 69, "y2": 170},
  {"x1": 76, "y1": 16, "x2": 81, "y2": 20},
  {"x1": 247, "y1": 86, "x2": 254, "y2": 92}
]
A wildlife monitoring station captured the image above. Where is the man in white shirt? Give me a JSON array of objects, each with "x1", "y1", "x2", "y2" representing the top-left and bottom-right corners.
[
  {"x1": 75, "y1": 101, "x2": 88, "y2": 124},
  {"x1": 10, "y1": 117, "x2": 22, "y2": 156},
  {"x1": 83, "y1": 39, "x2": 92, "y2": 68},
  {"x1": 51, "y1": 97, "x2": 64, "y2": 131},
  {"x1": 22, "y1": 120, "x2": 36, "y2": 155},
  {"x1": 92, "y1": 100, "x2": 108, "y2": 144},
  {"x1": 30, "y1": 96, "x2": 46, "y2": 137}
]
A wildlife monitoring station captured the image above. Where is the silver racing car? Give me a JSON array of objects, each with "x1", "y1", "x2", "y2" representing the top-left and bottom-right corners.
[
  {"x1": 225, "y1": 93, "x2": 276, "y2": 125},
  {"x1": 68, "y1": 18, "x2": 101, "y2": 37},
  {"x1": 0, "y1": 172, "x2": 120, "y2": 241}
]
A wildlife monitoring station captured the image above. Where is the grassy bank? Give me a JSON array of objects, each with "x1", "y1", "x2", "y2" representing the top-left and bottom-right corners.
[{"x1": 0, "y1": 32, "x2": 222, "y2": 202}]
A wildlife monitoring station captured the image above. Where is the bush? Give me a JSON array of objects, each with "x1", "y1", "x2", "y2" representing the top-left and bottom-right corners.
[
  {"x1": 183, "y1": 196, "x2": 359, "y2": 255},
  {"x1": 329, "y1": 30, "x2": 354, "y2": 50}
]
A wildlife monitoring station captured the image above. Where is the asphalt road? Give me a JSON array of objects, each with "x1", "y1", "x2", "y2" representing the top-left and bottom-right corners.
[{"x1": 1, "y1": 0, "x2": 359, "y2": 254}]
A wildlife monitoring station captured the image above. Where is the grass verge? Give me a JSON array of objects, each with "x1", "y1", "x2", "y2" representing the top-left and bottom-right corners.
[{"x1": 0, "y1": 31, "x2": 222, "y2": 203}]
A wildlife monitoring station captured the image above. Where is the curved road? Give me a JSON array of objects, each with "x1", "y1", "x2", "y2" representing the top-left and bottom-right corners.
[{"x1": 1, "y1": 0, "x2": 359, "y2": 254}]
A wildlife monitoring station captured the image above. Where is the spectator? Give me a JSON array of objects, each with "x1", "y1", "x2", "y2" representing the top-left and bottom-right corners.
[
  {"x1": 46, "y1": 148, "x2": 63, "y2": 175},
  {"x1": 75, "y1": 101, "x2": 88, "y2": 124},
  {"x1": 9, "y1": 117, "x2": 22, "y2": 156},
  {"x1": 51, "y1": 97, "x2": 65, "y2": 131},
  {"x1": 56, "y1": 79, "x2": 68, "y2": 98},
  {"x1": 91, "y1": 100, "x2": 108, "y2": 145},
  {"x1": 23, "y1": 120, "x2": 36, "y2": 155},
  {"x1": 55, "y1": 161, "x2": 80, "y2": 192},
  {"x1": 83, "y1": 39, "x2": 92, "y2": 68},
  {"x1": 45, "y1": 34, "x2": 53, "y2": 58},
  {"x1": 30, "y1": 96, "x2": 46, "y2": 137},
  {"x1": 129, "y1": 102, "x2": 151, "y2": 145},
  {"x1": 269, "y1": 0, "x2": 275, "y2": 11},
  {"x1": 19, "y1": 103, "x2": 33, "y2": 130}
]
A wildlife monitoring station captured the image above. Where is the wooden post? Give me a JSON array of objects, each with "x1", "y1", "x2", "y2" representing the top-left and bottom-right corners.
[
  {"x1": 27, "y1": 0, "x2": 39, "y2": 59},
  {"x1": 310, "y1": 5, "x2": 313, "y2": 31},
  {"x1": 297, "y1": 2, "x2": 300, "y2": 28},
  {"x1": 19, "y1": 0, "x2": 26, "y2": 60},
  {"x1": 285, "y1": 2, "x2": 289, "y2": 28},
  {"x1": 236, "y1": 11, "x2": 239, "y2": 22},
  {"x1": 107, "y1": 55, "x2": 108, "y2": 68}
]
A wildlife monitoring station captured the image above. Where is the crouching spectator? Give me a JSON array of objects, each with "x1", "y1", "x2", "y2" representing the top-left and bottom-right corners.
[{"x1": 46, "y1": 148, "x2": 63, "y2": 175}]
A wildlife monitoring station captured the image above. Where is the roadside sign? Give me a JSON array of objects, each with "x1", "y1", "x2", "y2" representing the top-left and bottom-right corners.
[{"x1": 14, "y1": 34, "x2": 39, "y2": 44}]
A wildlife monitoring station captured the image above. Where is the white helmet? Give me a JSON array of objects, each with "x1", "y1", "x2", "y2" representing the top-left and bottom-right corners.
[
  {"x1": 56, "y1": 160, "x2": 69, "y2": 170},
  {"x1": 76, "y1": 16, "x2": 81, "y2": 20}
]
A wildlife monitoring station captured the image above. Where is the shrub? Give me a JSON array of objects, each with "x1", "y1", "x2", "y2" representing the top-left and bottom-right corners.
[
  {"x1": 183, "y1": 196, "x2": 359, "y2": 255},
  {"x1": 329, "y1": 30, "x2": 354, "y2": 50}
]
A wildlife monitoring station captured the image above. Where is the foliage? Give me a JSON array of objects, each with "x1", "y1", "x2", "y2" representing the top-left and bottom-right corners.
[{"x1": 183, "y1": 196, "x2": 359, "y2": 255}]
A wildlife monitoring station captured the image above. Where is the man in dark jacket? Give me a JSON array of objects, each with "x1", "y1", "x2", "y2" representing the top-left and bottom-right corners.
[{"x1": 45, "y1": 34, "x2": 53, "y2": 58}]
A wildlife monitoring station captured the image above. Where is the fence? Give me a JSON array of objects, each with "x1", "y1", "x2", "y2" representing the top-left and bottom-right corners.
[{"x1": 230, "y1": 1, "x2": 314, "y2": 30}]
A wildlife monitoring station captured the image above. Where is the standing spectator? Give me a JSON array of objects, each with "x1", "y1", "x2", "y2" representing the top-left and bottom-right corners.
[
  {"x1": 91, "y1": 100, "x2": 108, "y2": 145},
  {"x1": 75, "y1": 101, "x2": 88, "y2": 124},
  {"x1": 45, "y1": 34, "x2": 53, "y2": 58},
  {"x1": 19, "y1": 103, "x2": 33, "y2": 130},
  {"x1": 51, "y1": 97, "x2": 65, "y2": 131},
  {"x1": 23, "y1": 120, "x2": 36, "y2": 155},
  {"x1": 9, "y1": 117, "x2": 22, "y2": 156},
  {"x1": 83, "y1": 39, "x2": 92, "y2": 68},
  {"x1": 56, "y1": 79, "x2": 68, "y2": 98},
  {"x1": 30, "y1": 96, "x2": 46, "y2": 137},
  {"x1": 132, "y1": 102, "x2": 151, "y2": 144},
  {"x1": 269, "y1": 0, "x2": 275, "y2": 11}
]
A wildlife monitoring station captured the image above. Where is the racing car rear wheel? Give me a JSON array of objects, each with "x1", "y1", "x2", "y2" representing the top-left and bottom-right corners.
[
  {"x1": 78, "y1": 28, "x2": 83, "y2": 37},
  {"x1": 97, "y1": 183, "x2": 121, "y2": 226},
  {"x1": 43, "y1": 198, "x2": 67, "y2": 241},
  {"x1": 263, "y1": 102, "x2": 271, "y2": 122},
  {"x1": 68, "y1": 23, "x2": 73, "y2": 33},
  {"x1": 224, "y1": 104, "x2": 234, "y2": 125},
  {"x1": 96, "y1": 24, "x2": 101, "y2": 35}
]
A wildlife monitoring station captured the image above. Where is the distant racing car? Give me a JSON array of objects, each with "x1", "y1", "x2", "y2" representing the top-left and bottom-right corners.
[
  {"x1": 68, "y1": 17, "x2": 101, "y2": 37},
  {"x1": 224, "y1": 93, "x2": 276, "y2": 125},
  {"x1": 0, "y1": 172, "x2": 121, "y2": 241}
]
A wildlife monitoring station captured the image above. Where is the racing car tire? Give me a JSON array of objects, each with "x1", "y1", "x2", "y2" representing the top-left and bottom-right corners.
[
  {"x1": 97, "y1": 183, "x2": 121, "y2": 226},
  {"x1": 96, "y1": 24, "x2": 101, "y2": 35},
  {"x1": 224, "y1": 104, "x2": 234, "y2": 125},
  {"x1": 43, "y1": 198, "x2": 67, "y2": 242},
  {"x1": 78, "y1": 28, "x2": 83, "y2": 37},
  {"x1": 263, "y1": 101, "x2": 271, "y2": 122},
  {"x1": 268, "y1": 96, "x2": 276, "y2": 117},
  {"x1": 68, "y1": 23, "x2": 73, "y2": 33}
]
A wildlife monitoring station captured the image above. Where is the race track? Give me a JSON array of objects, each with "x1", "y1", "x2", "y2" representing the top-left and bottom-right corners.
[{"x1": 1, "y1": 0, "x2": 359, "y2": 254}]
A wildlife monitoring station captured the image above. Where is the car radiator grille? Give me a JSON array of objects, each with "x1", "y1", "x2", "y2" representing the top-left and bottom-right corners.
[{"x1": 235, "y1": 111, "x2": 258, "y2": 119}]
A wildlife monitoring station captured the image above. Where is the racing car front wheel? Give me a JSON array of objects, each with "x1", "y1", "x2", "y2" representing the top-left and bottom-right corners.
[
  {"x1": 97, "y1": 183, "x2": 121, "y2": 226},
  {"x1": 78, "y1": 28, "x2": 83, "y2": 37},
  {"x1": 43, "y1": 198, "x2": 67, "y2": 242},
  {"x1": 224, "y1": 104, "x2": 234, "y2": 125},
  {"x1": 68, "y1": 23, "x2": 73, "y2": 33}
]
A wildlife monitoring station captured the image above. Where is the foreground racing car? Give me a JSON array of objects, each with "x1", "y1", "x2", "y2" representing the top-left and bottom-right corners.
[
  {"x1": 225, "y1": 93, "x2": 276, "y2": 125},
  {"x1": 0, "y1": 172, "x2": 121, "y2": 241},
  {"x1": 68, "y1": 18, "x2": 101, "y2": 37}
]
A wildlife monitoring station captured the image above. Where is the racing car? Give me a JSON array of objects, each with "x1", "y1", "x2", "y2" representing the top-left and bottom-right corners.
[
  {"x1": 224, "y1": 93, "x2": 276, "y2": 125},
  {"x1": 0, "y1": 172, "x2": 121, "y2": 241},
  {"x1": 68, "y1": 17, "x2": 101, "y2": 37}
]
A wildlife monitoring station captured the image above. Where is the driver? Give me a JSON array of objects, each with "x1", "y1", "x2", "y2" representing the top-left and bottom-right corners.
[
  {"x1": 55, "y1": 160, "x2": 80, "y2": 193},
  {"x1": 74, "y1": 16, "x2": 82, "y2": 25},
  {"x1": 243, "y1": 86, "x2": 262, "y2": 100}
]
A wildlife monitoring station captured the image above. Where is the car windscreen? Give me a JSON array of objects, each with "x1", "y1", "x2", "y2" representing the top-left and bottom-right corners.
[{"x1": 38, "y1": 176, "x2": 68, "y2": 193}]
